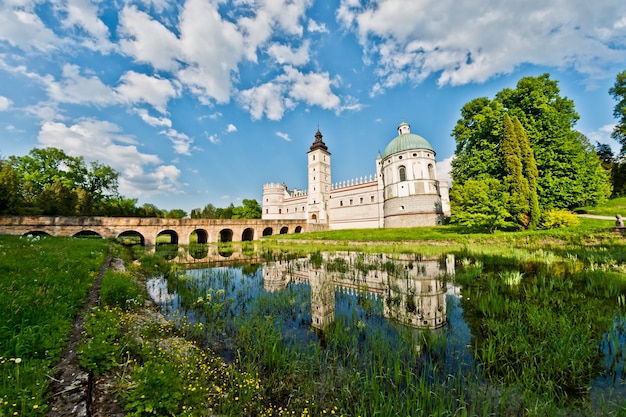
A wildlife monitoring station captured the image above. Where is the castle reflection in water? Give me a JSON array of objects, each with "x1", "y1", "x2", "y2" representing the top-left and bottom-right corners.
[{"x1": 263, "y1": 252, "x2": 455, "y2": 330}]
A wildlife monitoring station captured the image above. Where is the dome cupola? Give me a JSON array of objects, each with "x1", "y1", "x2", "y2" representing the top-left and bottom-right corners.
[{"x1": 382, "y1": 121, "x2": 433, "y2": 158}]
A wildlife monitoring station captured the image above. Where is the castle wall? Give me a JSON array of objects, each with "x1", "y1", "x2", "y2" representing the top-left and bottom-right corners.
[{"x1": 327, "y1": 181, "x2": 383, "y2": 229}]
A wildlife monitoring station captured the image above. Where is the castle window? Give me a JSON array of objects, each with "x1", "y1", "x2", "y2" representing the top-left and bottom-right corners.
[
  {"x1": 279, "y1": 209, "x2": 282, "y2": 214},
  {"x1": 428, "y1": 163, "x2": 435, "y2": 179},
  {"x1": 399, "y1": 166, "x2": 407, "y2": 182},
  {"x1": 313, "y1": 155, "x2": 315, "y2": 161},
  {"x1": 360, "y1": 197, "x2": 363, "y2": 204},
  {"x1": 340, "y1": 201, "x2": 343, "y2": 206},
  {"x1": 398, "y1": 155, "x2": 403, "y2": 159},
  {"x1": 371, "y1": 196, "x2": 375, "y2": 202},
  {"x1": 413, "y1": 153, "x2": 417, "y2": 157},
  {"x1": 266, "y1": 209, "x2": 268, "y2": 214},
  {"x1": 350, "y1": 199, "x2": 353, "y2": 205}
]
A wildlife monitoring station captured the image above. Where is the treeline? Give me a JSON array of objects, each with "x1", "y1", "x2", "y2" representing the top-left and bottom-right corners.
[{"x1": 0, "y1": 147, "x2": 261, "y2": 219}]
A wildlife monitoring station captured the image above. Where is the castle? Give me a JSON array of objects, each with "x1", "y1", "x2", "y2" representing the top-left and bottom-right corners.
[{"x1": 262, "y1": 121, "x2": 450, "y2": 230}]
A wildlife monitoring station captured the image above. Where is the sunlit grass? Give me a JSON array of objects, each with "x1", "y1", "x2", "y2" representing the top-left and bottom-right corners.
[{"x1": 0, "y1": 235, "x2": 108, "y2": 416}]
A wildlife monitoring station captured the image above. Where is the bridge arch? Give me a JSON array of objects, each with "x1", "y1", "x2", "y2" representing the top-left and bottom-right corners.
[
  {"x1": 262, "y1": 227, "x2": 273, "y2": 236},
  {"x1": 242, "y1": 228, "x2": 254, "y2": 241},
  {"x1": 219, "y1": 228, "x2": 233, "y2": 242},
  {"x1": 157, "y1": 229, "x2": 178, "y2": 244},
  {"x1": 280, "y1": 226, "x2": 288, "y2": 234},
  {"x1": 117, "y1": 230, "x2": 145, "y2": 246},
  {"x1": 24, "y1": 230, "x2": 51, "y2": 238},
  {"x1": 191, "y1": 229, "x2": 208, "y2": 244},
  {"x1": 73, "y1": 230, "x2": 102, "y2": 238}
]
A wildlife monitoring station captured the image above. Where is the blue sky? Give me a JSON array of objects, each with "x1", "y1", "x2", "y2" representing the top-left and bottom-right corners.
[{"x1": 0, "y1": 0, "x2": 625, "y2": 213}]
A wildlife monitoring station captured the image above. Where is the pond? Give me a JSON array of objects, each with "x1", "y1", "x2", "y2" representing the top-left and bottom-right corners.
[{"x1": 147, "y1": 250, "x2": 626, "y2": 416}]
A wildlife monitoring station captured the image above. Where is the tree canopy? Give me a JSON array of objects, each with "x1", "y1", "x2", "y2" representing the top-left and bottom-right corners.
[{"x1": 451, "y1": 74, "x2": 611, "y2": 211}]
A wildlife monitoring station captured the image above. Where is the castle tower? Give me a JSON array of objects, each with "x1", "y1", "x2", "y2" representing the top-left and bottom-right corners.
[
  {"x1": 380, "y1": 121, "x2": 445, "y2": 227},
  {"x1": 307, "y1": 129, "x2": 331, "y2": 225}
]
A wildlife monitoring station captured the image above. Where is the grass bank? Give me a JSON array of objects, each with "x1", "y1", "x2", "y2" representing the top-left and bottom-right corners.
[{"x1": 0, "y1": 235, "x2": 109, "y2": 416}]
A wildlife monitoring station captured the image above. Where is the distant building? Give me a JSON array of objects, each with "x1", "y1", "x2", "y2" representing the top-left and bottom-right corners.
[{"x1": 262, "y1": 121, "x2": 450, "y2": 230}]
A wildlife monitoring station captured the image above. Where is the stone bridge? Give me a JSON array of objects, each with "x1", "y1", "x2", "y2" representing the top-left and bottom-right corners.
[{"x1": 0, "y1": 215, "x2": 307, "y2": 246}]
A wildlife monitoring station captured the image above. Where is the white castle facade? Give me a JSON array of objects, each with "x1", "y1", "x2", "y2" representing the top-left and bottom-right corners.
[{"x1": 262, "y1": 121, "x2": 451, "y2": 230}]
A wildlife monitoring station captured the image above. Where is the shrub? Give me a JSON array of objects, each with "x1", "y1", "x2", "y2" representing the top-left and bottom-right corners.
[{"x1": 539, "y1": 209, "x2": 580, "y2": 229}]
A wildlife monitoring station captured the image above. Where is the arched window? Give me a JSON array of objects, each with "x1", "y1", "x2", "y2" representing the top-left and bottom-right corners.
[
  {"x1": 428, "y1": 163, "x2": 435, "y2": 179},
  {"x1": 399, "y1": 165, "x2": 407, "y2": 182}
]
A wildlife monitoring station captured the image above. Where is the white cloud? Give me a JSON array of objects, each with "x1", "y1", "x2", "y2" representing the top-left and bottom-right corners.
[
  {"x1": 586, "y1": 123, "x2": 621, "y2": 154},
  {"x1": 276, "y1": 131, "x2": 291, "y2": 141},
  {"x1": 116, "y1": 71, "x2": 179, "y2": 113},
  {"x1": 118, "y1": 6, "x2": 182, "y2": 71},
  {"x1": 308, "y1": 18, "x2": 328, "y2": 33},
  {"x1": 37, "y1": 119, "x2": 182, "y2": 197},
  {"x1": 280, "y1": 66, "x2": 340, "y2": 110},
  {"x1": 207, "y1": 133, "x2": 219, "y2": 144},
  {"x1": 134, "y1": 108, "x2": 172, "y2": 127},
  {"x1": 238, "y1": 81, "x2": 293, "y2": 120},
  {"x1": 46, "y1": 64, "x2": 117, "y2": 105},
  {"x1": 436, "y1": 155, "x2": 453, "y2": 187},
  {"x1": 159, "y1": 128, "x2": 193, "y2": 155},
  {"x1": 267, "y1": 40, "x2": 310, "y2": 66},
  {"x1": 61, "y1": 0, "x2": 114, "y2": 52},
  {"x1": 239, "y1": 66, "x2": 341, "y2": 120},
  {"x1": 226, "y1": 124, "x2": 237, "y2": 133},
  {"x1": 0, "y1": 96, "x2": 12, "y2": 111},
  {"x1": 338, "y1": 0, "x2": 626, "y2": 89},
  {"x1": 0, "y1": 3, "x2": 59, "y2": 51}
]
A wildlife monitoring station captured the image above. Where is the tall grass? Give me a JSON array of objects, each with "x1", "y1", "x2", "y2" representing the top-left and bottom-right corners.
[{"x1": 0, "y1": 235, "x2": 108, "y2": 416}]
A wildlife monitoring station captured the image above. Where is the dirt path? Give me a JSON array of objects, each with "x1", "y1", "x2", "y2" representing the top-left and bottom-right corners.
[{"x1": 46, "y1": 250, "x2": 126, "y2": 417}]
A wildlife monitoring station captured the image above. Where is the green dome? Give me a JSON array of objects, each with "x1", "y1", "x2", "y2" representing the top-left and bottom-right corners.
[{"x1": 382, "y1": 132, "x2": 433, "y2": 158}]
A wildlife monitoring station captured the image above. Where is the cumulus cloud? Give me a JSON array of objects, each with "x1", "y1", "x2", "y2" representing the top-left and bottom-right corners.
[
  {"x1": 267, "y1": 41, "x2": 310, "y2": 66},
  {"x1": 159, "y1": 128, "x2": 193, "y2": 155},
  {"x1": 238, "y1": 66, "x2": 340, "y2": 120},
  {"x1": 0, "y1": 3, "x2": 59, "y2": 51},
  {"x1": 337, "y1": 0, "x2": 626, "y2": 90},
  {"x1": 436, "y1": 155, "x2": 453, "y2": 187},
  {"x1": 308, "y1": 18, "x2": 329, "y2": 33},
  {"x1": 116, "y1": 71, "x2": 180, "y2": 113},
  {"x1": 46, "y1": 64, "x2": 117, "y2": 105},
  {"x1": 226, "y1": 124, "x2": 237, "y2": 133},
  {"x1": 133, "y1": 108, "x2": 172, "y2": 127},
  {"x1": 61, "y1": 0, "x2": 114, "y2": 52},
  {"x1": 0, "y1": 96, "x2": 12, "y2": 111},
  {"x1": 37, "y1": 119, "x2": 182, "y2": 197}
]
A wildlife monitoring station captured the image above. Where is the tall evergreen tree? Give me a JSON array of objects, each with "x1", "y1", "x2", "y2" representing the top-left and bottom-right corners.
[
  {"x1": 514, "y1": 117, "x2": 541, "y2": 228},
  {"x1": 501, "y1": 114, "x2": 528, "y2": 228}
]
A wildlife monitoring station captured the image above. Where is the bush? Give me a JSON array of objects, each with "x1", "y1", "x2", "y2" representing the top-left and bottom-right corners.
[{"x1": 539, "y1": 209, "x2": 580, "y2": 229}]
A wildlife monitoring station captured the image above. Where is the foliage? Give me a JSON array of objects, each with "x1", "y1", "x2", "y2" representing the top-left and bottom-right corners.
[
  {"x1": 449, "y1": 178, "x2": 516, "y2": 232},
  {"x1": 232, "y1": 199, "x2": 262, "y2": 219},
  {"x1": 0, "y1": 158, "x2": 19, "y2": 213},
  {"x1": 609, "y1": 70, "x2": 626, "y2": 155},
  {"x1": 9, "y1": 147, "x2": 120, "y2": 215},
  {"x1": 452, "y1": 74, "x2": 611, "y2": 210},
  {"x1": 191, "y1": 199, "x2": 262, "y2": 219},
  {"x1": 539, "y1": 209, "x2": 581, "y2": 229}
]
